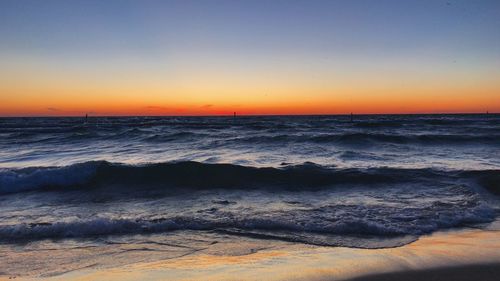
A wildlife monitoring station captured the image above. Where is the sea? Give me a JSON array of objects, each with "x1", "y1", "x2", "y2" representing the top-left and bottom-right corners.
[{"x1": 1, "y1": 114, "x2": 499, "y2": 275}]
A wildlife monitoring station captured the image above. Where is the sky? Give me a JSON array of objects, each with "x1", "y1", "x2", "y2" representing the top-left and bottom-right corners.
[{"x1": 0, "y1": 0, "x2": 499, "y2": 116}]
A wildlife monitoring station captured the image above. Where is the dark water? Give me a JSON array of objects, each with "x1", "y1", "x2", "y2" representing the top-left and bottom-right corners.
[{"x1": 0, "y1": 114, "x2": 499, "y2": 248}]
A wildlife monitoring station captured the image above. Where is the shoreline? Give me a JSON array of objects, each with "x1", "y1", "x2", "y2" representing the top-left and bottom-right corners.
[{"x1": 3, "y1": 222, "x2": 499, "y2": 281}]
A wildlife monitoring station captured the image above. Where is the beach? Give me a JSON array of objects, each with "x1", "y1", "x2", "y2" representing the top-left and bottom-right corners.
[{"x1": 2, "y1": 220, "x2": 499, "y2": 281}]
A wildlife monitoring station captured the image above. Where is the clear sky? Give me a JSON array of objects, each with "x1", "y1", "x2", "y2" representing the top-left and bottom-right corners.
[{"x1": 1, "y1": 0, "x2": 499, "y2": 116}]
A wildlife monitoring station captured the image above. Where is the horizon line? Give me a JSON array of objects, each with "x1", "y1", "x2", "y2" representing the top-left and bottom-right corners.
[{"x1": 0, "y1": 112, "x2": 497, "y2": 118}]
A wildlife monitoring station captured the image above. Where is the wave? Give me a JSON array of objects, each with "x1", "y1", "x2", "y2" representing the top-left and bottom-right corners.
[
  {"x1": 354, "y1": 121, "x2": 403, "y2": 128},
  {"x1": 144, "y1": 131, "x2": 209, "y2": 142},
  {"x1": 223, "y1": 133, "x2": 500, "y2": 146},
  {"x1": 311, "y1": 133, "x2": 500, "y2": 145},
  {"x1": 1, "y1": 203, "x2": 494, "y2": 246},
  {"x1": 1, "y1": 161, "x2": 499, "y2": 195},
  {"x1": 0, "y1": 201, "x2": 494, "y2": 245}
]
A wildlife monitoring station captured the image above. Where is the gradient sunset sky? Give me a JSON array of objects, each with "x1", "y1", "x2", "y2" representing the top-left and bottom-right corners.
[{"x1": 1, "y1": 0, "x2": 499, "y2": 116}]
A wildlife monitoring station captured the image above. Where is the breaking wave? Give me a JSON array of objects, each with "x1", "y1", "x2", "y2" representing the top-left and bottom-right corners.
[{"x1": 0, "y1": 200, "x2": 494, "y2": 246}]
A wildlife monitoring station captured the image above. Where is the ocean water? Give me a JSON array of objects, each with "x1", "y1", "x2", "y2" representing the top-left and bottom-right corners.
[{"x1": 0, "y1": 114, "x2": 499, "y2": 257}]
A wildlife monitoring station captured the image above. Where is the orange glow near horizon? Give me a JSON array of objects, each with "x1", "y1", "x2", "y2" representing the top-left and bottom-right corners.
[
  {"x1": 1, "y1": 50, "x2": 499, "y2": 117},
  {"x1": 1, "y1": 94, "x2": 499, "y2": 116},
  {"x1": 1, "y1": 82, "x2": 499, "y2": 116}
]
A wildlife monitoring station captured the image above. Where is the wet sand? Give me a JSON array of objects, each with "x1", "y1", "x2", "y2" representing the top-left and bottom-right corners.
[
  {"x1": 345, "y1": 263, "x2": 500, "y2": 281},
  {"x1": 2, "y1": 222, "x2": 500, "y2": 281}
]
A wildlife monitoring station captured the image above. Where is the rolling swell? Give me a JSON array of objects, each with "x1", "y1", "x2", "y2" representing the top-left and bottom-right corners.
[
  {"x1": 310, "y1": 133, "x2": 499, "y2": 145},
  {"x1": 1, "y1": 161, "x2": 498, "y2": 195},
  {"x1": 224, "y1": 133, "x2": 499, "y2": 146}
]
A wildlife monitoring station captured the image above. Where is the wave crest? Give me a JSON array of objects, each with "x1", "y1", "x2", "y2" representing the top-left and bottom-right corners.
[{"x1": 1, "y1": 161, "x2": 498, "y2": 195}]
